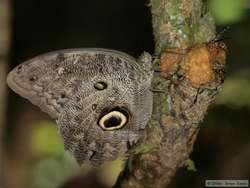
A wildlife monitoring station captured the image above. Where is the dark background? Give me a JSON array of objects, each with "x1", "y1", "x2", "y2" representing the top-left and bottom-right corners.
[{"x1": 3, "y1": 0, "x2": 250, "y2": 188}]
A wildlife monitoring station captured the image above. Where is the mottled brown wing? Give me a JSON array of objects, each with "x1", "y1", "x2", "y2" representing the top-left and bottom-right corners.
[
  {"x1": 6, "y1": 48, "x2": 141, "y2": 119},
  {"x1": 7, "y1": 48, "x2": 153, "y2": 165}
]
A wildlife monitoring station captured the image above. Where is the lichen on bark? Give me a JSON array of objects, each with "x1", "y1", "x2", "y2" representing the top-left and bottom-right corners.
[
  {"x1": 114, "y1": 0, "x2": 226, "y2": 188},
  {"x1": 151, "y1": 0, "x2": 215, "y2": 53}
]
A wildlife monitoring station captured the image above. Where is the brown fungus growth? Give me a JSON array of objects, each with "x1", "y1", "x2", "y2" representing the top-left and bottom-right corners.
[
  {"x1": 160, "y1": 48, "x2": 184, "y2": 79},
  {"x1": 160, "y1": 41, "x2": 227, "y2": 87}
]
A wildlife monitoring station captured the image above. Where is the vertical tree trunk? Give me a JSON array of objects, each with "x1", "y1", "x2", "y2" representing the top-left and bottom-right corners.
[
  {"x1": 0, "y1": 0, "x2": 11, "y2": 186},
  {"x1": 115, "y1": 1, "x2": 226, "y2": 188}
]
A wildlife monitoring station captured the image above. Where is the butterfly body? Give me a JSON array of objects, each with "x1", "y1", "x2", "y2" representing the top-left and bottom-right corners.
[{"x1": 7, "y1": 48, "x2": 153, "y2": 165}]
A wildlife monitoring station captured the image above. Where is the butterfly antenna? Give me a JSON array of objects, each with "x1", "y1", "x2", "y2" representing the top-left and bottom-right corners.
[
  {"x1": 214, "y1": 26, "x2": 231, "y2": 41},
  {"x1": 150, "y1": 89, "x2": 165, "y2": 93}
]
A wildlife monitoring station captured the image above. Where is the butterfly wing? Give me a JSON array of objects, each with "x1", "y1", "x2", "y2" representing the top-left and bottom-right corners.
[
  {"x1": 7, "y1": 50, "x2": 83, "y2": 119},
  {"x1": 7, "y1": 48, "x2": 153, "y2": 165},
  {"x1": 55, "y1": 50, "x2": 153, "y2": 165},
  {"x1": 7, "y1": 49, "x2": 139, "y2": 119}
]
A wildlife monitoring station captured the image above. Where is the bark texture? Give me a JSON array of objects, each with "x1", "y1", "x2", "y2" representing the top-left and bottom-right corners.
[{"x1": 114, "y1": 0, "x2": 226, "y2": 188}]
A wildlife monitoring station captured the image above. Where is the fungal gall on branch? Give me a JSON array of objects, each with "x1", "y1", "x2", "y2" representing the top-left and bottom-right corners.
[
  {"x1": 160, "y1": 40, "x2": 227, "y2": 134},
  {"x1": 160, "y1": 41, "x2": 227, "y2": 87}
]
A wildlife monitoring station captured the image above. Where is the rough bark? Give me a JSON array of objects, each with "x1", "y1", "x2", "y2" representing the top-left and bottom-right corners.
[
  {"x1": 114, "y1": 0, "x2": 226, "y2": 188},
  {"x1": 0, "y1": 0, "x2": 11, "y2": 187}
]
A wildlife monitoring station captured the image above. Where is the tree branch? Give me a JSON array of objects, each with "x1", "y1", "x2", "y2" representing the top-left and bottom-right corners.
[
  {"x1": 0, "y1": 0, "x2": 11, "y2": 186},
  {"x1": 114, "y1": 0, "x2": 226, "y2": 187}
]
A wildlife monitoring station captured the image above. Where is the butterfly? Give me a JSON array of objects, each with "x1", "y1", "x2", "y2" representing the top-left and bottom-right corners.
[{"x1": 7, "y1": 48, "x2": 153, "y2": 165}]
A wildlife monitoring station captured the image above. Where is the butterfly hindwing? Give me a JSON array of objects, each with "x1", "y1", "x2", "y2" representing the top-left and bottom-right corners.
[{"x1": 7, "y1": 48, "x2": 153, "y2": 165}]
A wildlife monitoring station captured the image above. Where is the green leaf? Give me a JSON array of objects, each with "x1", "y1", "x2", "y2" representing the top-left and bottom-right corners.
[
  {"x1": 185, "y1": 158, "x2": 197, "y2": 172},
  {"x1": 216, "y1": 73, "x2": 250, "y2": 107},
  {"x1": 209, "y1": 0, "x2": 248, "y2": 25},
  {"x1": 30, "y1": 121, "x2": 64, "y2": 157}
]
